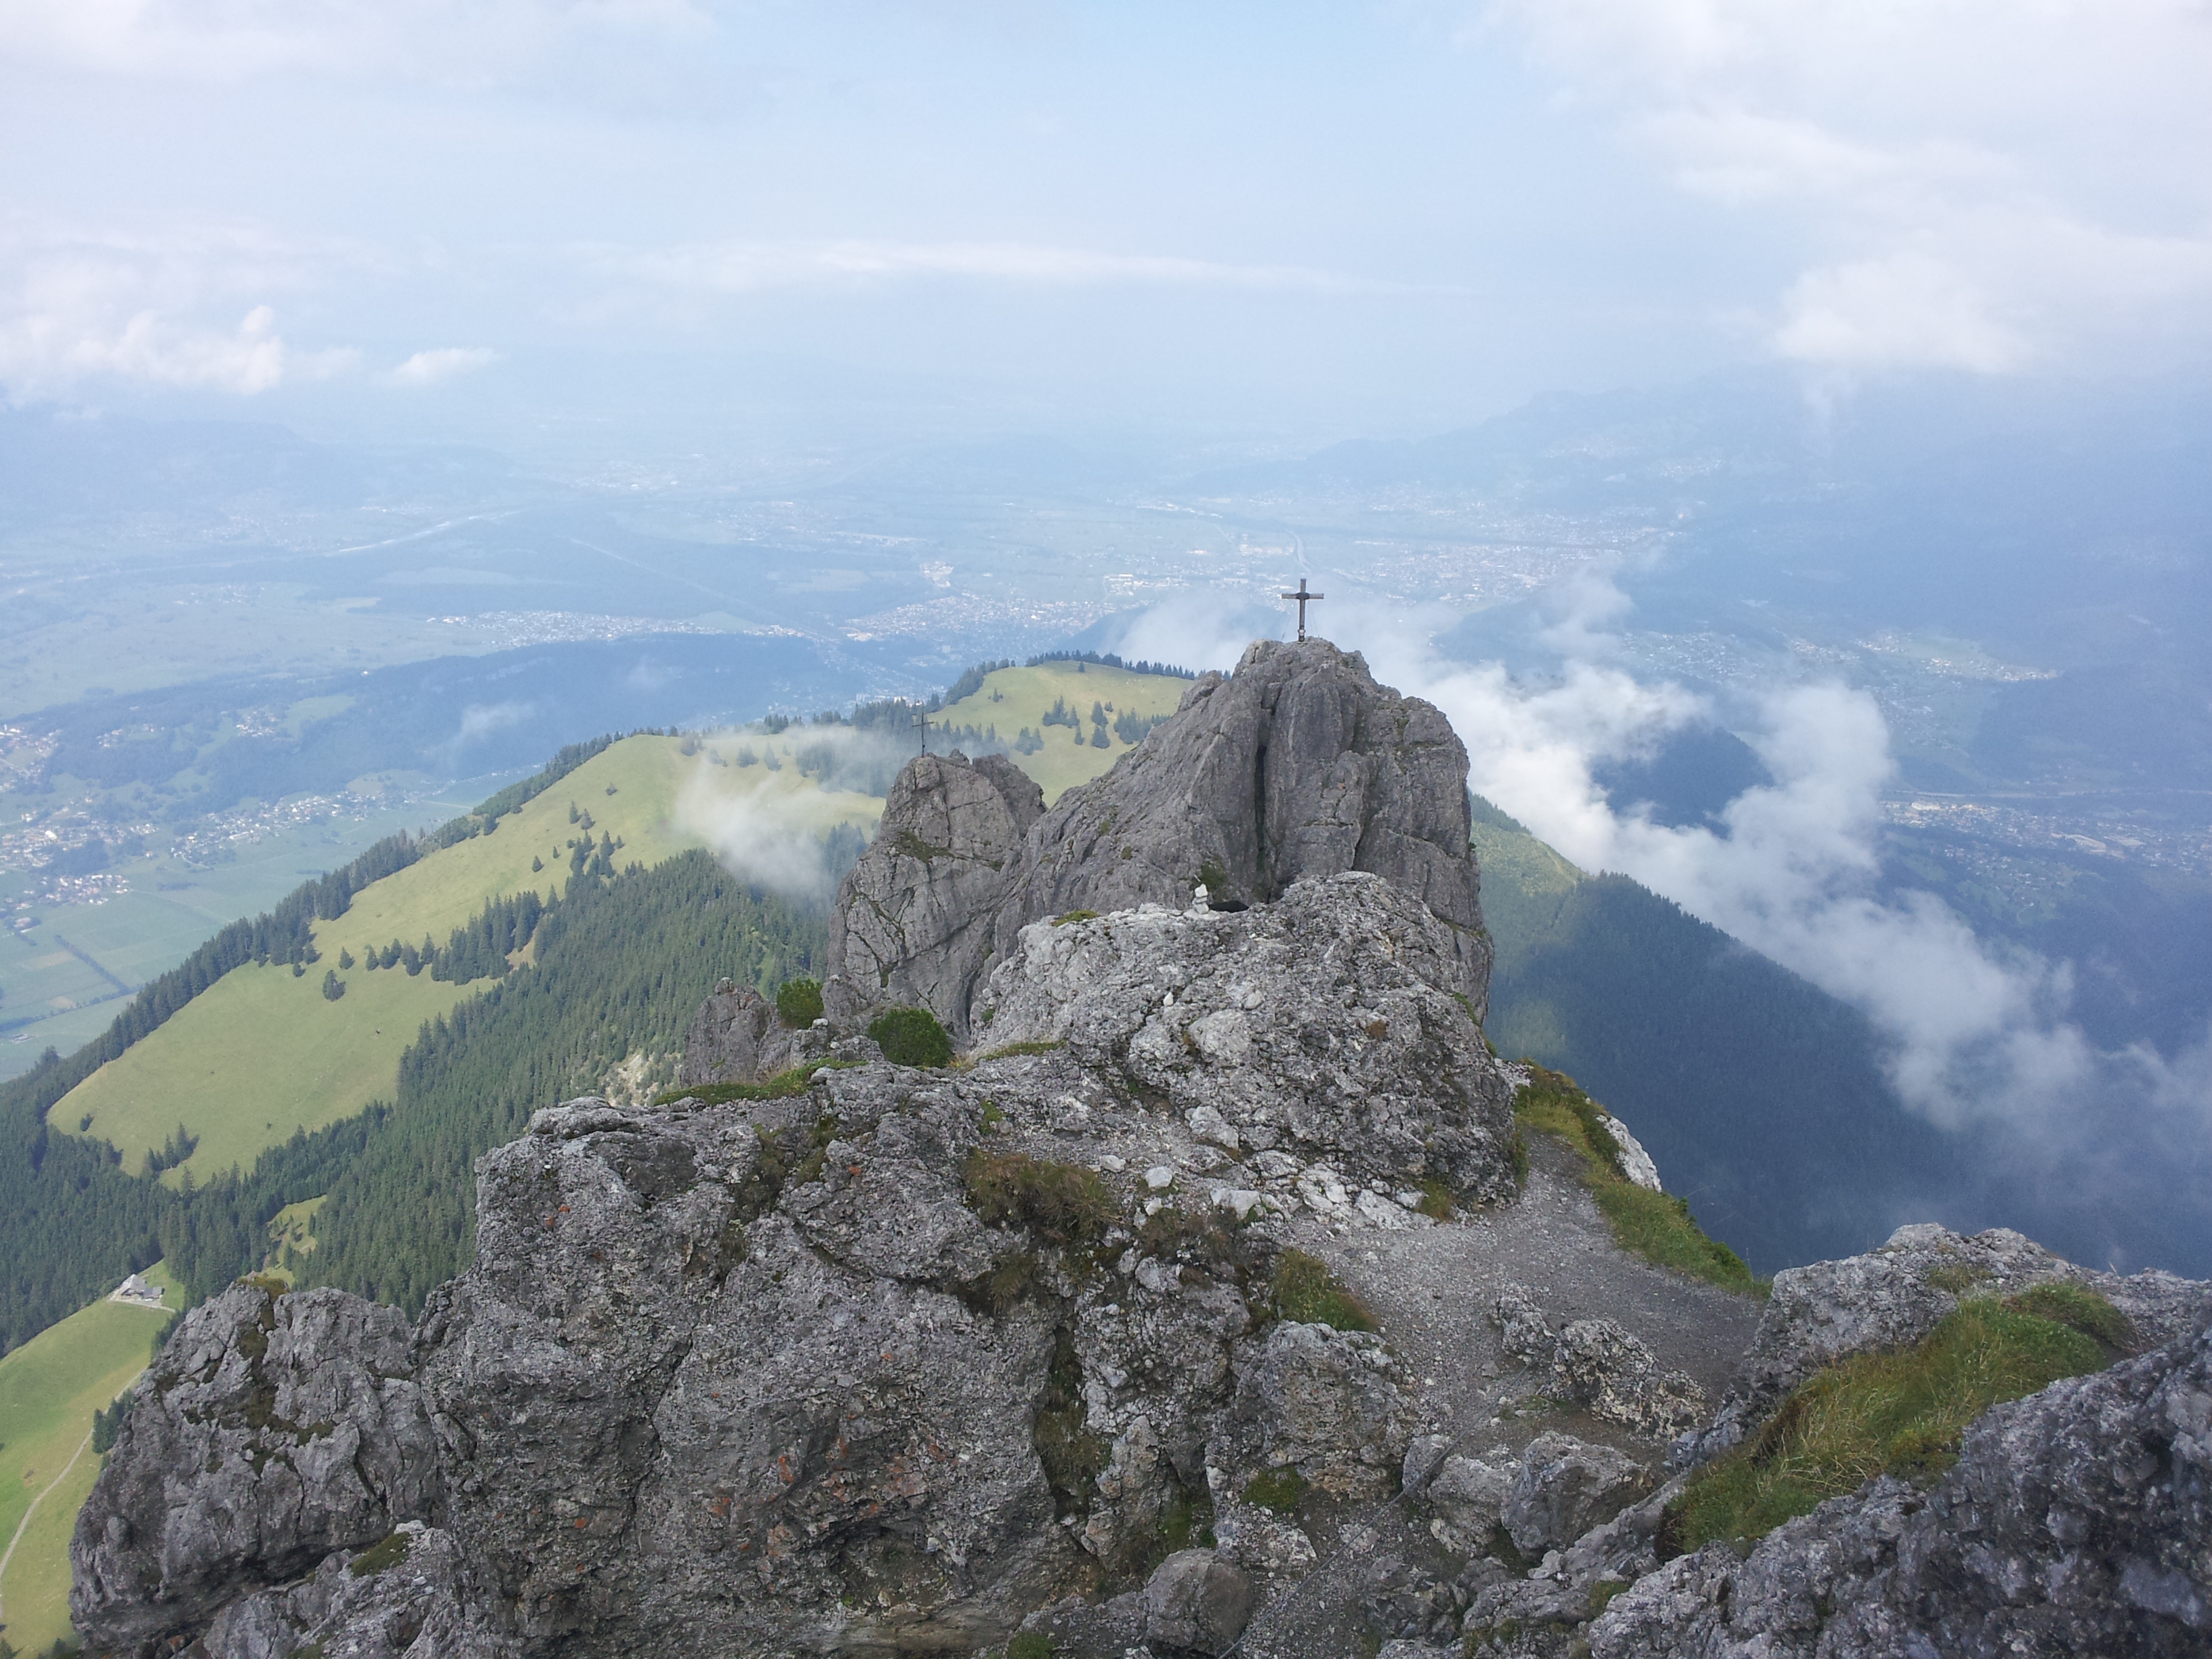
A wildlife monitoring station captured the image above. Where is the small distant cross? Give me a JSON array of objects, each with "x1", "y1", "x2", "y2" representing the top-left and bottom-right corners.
[
  {"x1": 1279, "y1": 577, "x2": 1324, "y2": 641},
  {"x1": 913, "y1": 706, "x2": 929, "y2": 756}
]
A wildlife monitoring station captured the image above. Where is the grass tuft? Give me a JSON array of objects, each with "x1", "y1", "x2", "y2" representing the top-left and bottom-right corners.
[
  {"x1": 1051, "y1": 910, "x2": 1099, "y2": 926},
  {"x1": 2003, "y1": 1282, "x2": 2137, "y2": 1353},
  {"x1": 1515, "y1": 1064, "x2": 1759, "y2": 1296},
  {"x1": 964, "y1": 1151, "x2": 1115, "y2": 1254},
  {"x1": 1136, "y1": 1205, "x2": 1240, "y2": 1271},
  {"x1": 1242, "y1": 1467, "x2": 1308, "y2": 1513},
  {"x1": 1267, "y1": 1249, "x2": 1375, "y2": 1332},
  {"x1": 1663, "y1": 1299, "x2": 2108, "y2": 1554},
  {"x1": 347, "y1": 1530, "x2": 413, "y2": 1577},
  {"x1": 1921, "y1": 1261, "x2": 1991, "y2": 1294}
]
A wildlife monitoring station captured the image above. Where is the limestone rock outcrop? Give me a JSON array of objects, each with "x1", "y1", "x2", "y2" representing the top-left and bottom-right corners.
[
  {"x1": 77, "y1": 862, "x2": 1515, "y2": 1658},
  {"x1": 1592, "y1": 1313, "x2": 2212, "y2": 1659},
  {"x1": 823, "y1": 638, "x2": 1494, "y2": 1040},
  {"x1": 677, "y1": 979, "x2": 808, "y2": 1087},
  {"x1": 70, "y1": 1284, "x2": 443, "y2": 1657},
  {"x1": 985, "y1": 640, "x2": 1492, "y2": 1013},
  {"x1": 979, "y1": 873, "x2": 1518, "y2": 1204},
  {"x1": 826, "y1": 750, "x2": 1044, "y2": 1027},
  {"x1": 192, "y1": 1525, "x2": 516, "y2": 1659}
]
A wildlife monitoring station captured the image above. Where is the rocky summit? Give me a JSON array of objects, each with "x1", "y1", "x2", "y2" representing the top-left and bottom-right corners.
[
  {"x1": 69, "y1": 638, "x2": 2212, "y2": 1659},
  {"x1": 827, "y1": 638, "x2": 1494, "y2": 1039}
]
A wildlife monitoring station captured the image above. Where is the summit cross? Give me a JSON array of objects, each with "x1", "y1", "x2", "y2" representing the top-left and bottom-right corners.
[
  {"x1": 1279, "y1": 577, "x2": 1324, "y2": 641},
  {"x1": 912, "y1": 705, "x2": 929, "y2": 756}
]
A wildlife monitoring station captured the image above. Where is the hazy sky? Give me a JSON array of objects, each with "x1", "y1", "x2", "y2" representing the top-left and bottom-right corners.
[{"x1": 4, "y1": 1, "x2": 2210, "y2": 450}]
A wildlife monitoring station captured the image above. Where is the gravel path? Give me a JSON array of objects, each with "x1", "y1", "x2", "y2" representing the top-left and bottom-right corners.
[{"x1": 1231, "y1": 1134, "x2": 1766, "y2": 1658}]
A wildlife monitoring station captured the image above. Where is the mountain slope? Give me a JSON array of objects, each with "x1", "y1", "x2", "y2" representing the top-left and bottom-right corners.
[
  {"x1": 300, "y1": 848, "x2": 825, "y2": 1311},
  {"x1": 55, "y1": 734, "x2": 875, "y2": 1188},
  {"x1": 1473, "y1": 802, "x2": 1969, "y2": 1271}
]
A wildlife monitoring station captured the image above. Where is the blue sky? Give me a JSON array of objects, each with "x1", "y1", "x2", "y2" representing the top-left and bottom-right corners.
[{"x1": 3, "y1": 1, "x2": 2208, "y2": 451}]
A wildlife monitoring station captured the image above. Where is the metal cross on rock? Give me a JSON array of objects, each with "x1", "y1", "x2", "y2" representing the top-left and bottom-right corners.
[
  {"x1": 912, "y1": 706, "x2": 929, "y2": 756},
  {"x1": 1279, "y1": 577, "x2": 1324, "y2": 641}
]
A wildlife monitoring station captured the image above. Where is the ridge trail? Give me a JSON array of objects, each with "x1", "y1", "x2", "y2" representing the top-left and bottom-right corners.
[{"x1": 0, "y1": 1424, "x2": 96, "y2": 1624}]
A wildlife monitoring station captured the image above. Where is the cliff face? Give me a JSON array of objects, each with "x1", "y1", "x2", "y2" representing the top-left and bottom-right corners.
[
  {"x1": 827, "y1": 751, "x2": 1046, "y2": 1029},
  {"x1": 824, "y1": 638, "x2": 1493, "y2": 1039},
  {"x1": 68, "y1": 1284, "x2": 447, "y2": 1656}
]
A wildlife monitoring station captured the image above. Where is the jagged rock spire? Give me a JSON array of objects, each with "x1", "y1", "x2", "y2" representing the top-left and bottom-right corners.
[{"x1": 825, "y1": 637, "x2": 1494, "y2": 1038}]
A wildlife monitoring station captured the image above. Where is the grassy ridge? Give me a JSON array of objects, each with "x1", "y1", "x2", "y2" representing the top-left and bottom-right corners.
[
  {"x1": 56, "y1": 736, "x2": 877, "y2": 1188},
  {"x1": 935, "y1": 662, "x2": 1190, "y2": 804},
  {"x1": 330, "y1": 735, "x2": 695, "y2": 953},
  {"x1": 64, "y1": 959, "x2": 478, "y2": 1187},
  {"x1": 1514, "y1": 1063, "x2": 1760, "y2": 1296},
  {"x1": 0, "y1": 1263, "x2": 176, "y2": 1654},
  {"x1": 1665, "y1": 1290, "x2": 2123, "y2": 1553}
]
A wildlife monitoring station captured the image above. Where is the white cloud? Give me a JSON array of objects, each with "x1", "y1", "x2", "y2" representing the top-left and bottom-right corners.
[
  {"x1": 0, "y1": 302, "x2": 287, "y2": 394},
  {"x1": 446, "y1": 699, "x2": 535, "y2": 755},
  {"x1": 674, "y1": 728, "x2": 897, "y2": 903},
  {"x1": 1487, "y1": 0, "x2": 2212, "y2": 374},
  {"x1": 1772, "y1": 252, "x2": 2028, "y2": 373},
  {"x1": 0, "y1": 224, "x2": 369, "y2": 398},
  {"x1": 0, "y1": 0, "x2": 712, "y2": 85},
  {"x1": 379, "y1": 346, "x2": 499, "y2": 388}
]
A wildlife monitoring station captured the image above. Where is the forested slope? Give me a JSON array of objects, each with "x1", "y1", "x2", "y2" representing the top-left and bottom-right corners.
[
  {"x1": 1473, "y1": 800, "x2": 1969, "y2": 1271},
  {"x1": 300, "y1": 848, "x2": 822, "y2": 1310}
]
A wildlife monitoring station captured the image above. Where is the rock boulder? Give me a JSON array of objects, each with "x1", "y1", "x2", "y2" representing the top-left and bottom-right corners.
[
  {"x1": 825, "y1": 750, "x2": 1045, "y2": 1031},
  {"x1": 1221, "y1": 1320, "x2": 1420, "y2": 1502},
  {"x1": 676, "y1": 979, "x2": 806, "y2": 1087},
  {"x1": 70, "y1": 1283, "x2": 443, "y2": 1658},
  {"x1": 979, "y1": 873, "x2": 1517, "y2": 1202},
  {"x1": 1500, "y1": 1433, "x2": 1653, "y2": 1557},
  {"x1": 1142, "y1": 1548, "x2": 1256, "y2": 1655}
]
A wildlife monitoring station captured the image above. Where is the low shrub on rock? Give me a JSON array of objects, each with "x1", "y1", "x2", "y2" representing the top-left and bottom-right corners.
[
  {"x1": 868, "y1": 1006, "x2": 954, "y2": 1067},
  {"x1": 964, "y1": 1150, "x2": 1115, "y2": 1253},
  {"x1": 774, "y1": 977, "x2": 824, "y2": 1029}
]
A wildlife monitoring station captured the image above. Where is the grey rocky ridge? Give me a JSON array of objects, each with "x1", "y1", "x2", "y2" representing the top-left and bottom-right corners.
[
  {"x1": 828, "y1": 638, "x2": 1494, "y2": 1039},
  {"x1": 69, "y1": 638, "x2": 2212, "y2": 1659}
]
